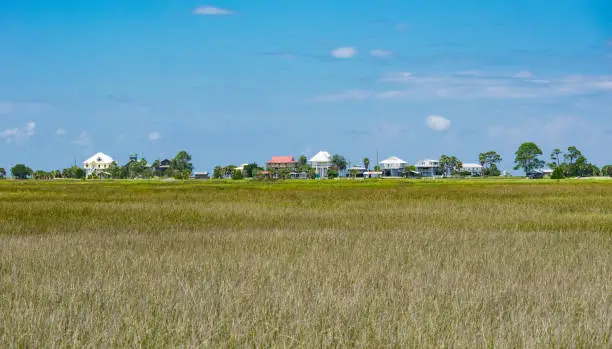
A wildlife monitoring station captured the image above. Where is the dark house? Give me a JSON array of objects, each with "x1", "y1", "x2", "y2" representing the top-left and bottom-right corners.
[{"x1": 154, "y1": 159, "x2": 172, "y2": 175}]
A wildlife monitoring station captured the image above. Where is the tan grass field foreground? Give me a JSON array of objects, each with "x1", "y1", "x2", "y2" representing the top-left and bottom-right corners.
[{"x1": 0, "y1": 180, "x2": 610, "y2": 348}]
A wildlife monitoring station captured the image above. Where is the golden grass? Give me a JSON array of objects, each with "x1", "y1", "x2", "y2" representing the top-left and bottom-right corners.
[{"x1": 0, "y1": 180, "x2": 610, "y2": 348}]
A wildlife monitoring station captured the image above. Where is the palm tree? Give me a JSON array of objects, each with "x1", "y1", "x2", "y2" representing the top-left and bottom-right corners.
[{"x1": 363, "y1": 158, "x2": 370, "y2": 171}]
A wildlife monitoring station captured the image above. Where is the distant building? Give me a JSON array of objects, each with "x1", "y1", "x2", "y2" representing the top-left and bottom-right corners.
[
  {"x1": 154, "y1": 159, "x2": 172, "y2": 175},
  {"x1": 379, "y1": 156, "x2": 409, "y2": 177},
  {"x1": 416, "y1": 159, "x2": 441, "y2": 177},
  {"x1": 348, "y1": 164, "x2": 366, "y2": 177},
  {"x1": 461, "y1": 163, "x2": 484, "y2": 176},
  {"x1": 309, "y1": 151, "x2": 333, "y2": 178},
  {"x1": 193, "y1": 172, "x2": 209, "y2": 180},
  {"x1": 83, "y1": 152, "x2": 114, "y2": 177},
  {"x1": 266, "y1": 156, "x2": 297, "y2": 172}
]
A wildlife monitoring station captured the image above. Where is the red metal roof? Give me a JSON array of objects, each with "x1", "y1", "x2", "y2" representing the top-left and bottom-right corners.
[{"x1": 267, "y1": 156, "x2": 296, "y2": 164}]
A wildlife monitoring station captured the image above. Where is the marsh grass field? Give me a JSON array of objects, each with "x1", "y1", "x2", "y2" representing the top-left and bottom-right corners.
[{"x1": 0, "y1": 179, "x2": 610, "y2": 348}]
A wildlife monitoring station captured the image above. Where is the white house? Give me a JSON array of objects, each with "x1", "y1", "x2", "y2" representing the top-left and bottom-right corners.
[
  {"x1": 461, "y1": 163, "x2": 484, "y2": 176},
  {"x1": 416, "y1": 159, "x2": 441, "y2": 177},
  {"x1": 379, "y1": 156, "x2": 408, "y2": 177},
  {"x1": 309, "y1": 151, "x2": 333, "y2": 178},
  {"x1": 83, "y1": 152, "x2": 114, "y2": 177},
  {"x1": 348, "y1": 164, "x2": 366, "y2": 177}
]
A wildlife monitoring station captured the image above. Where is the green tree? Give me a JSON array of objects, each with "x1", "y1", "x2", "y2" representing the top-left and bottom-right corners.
[
  {"x1": 11, "y1": 164, "x2": 33, "y2": 180},
  {"x1": 564, "y1": 146, "x2": 582, "y2": 167},
  {"x1": 231, "y1": 169, "x2": 243, "y2": 180},
  {"x1": 0, "y1": 168, "x2": 6, "y2": 179},
  {"x1": 602, "y1": 165, "x2": 612, "y2": 177},
  {"x1": 108, "y1": 161, "x2": 124, "y2": 179},
  {"x1": 298, "y1": 155, "x2": 308, "y2": 167},
  {"x1": 363, "y1": 158, "x2": 370, "y2": 171},
  {"x1": 213, "y1": 166, "x2": 223, "y2": 179},
  {"x1": 514, "y1": 142, "x2": 544, "y2": 175},
  {"x1": 223, "y1": 165, "x2": 237, "y2": 177},
  {"x1": 551, "y1": 167, "x2": 564, "y2": 179},
  {"x1": 171, "y1": 150, "x2": 193, "y2": 175},
  {"x1": 327, "y1": 169, "x2": 339, "y2": 179},
  {"x1": 374, "y1": 165, "x2": 381, "y2": 172},
  {"x1": 486, "y1": 164, "x2": 501, "y2": 176},
  {"x1": 243, "y1": 163, "x2": 262, "y2": 178},
  {"x1": 33, "y1": 170, "x2": 50, "y2": 180},
  {"x1": 331, "y1": 154, "x2": 347, "y2": 175},
  {"x1": 550, "y1": 148, "x2": 563, "y2": 168},
  {"x1": 478, "y1": 151, "x2": 502, "y2": 174},
  {"x1": 73, "y1": 167, "x2": 86, "y2": 179},
  {"x1": 439, "y1": 155, "x2": 462, "y2": 177}
]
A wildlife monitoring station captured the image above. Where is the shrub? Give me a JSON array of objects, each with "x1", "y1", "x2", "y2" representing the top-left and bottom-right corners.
[
  {"x1": 551, "y1": 167, "x2": 564, "y2": 180},
  {"x1": 231, "y1": 169, "x2": 244, "y2": 180}
]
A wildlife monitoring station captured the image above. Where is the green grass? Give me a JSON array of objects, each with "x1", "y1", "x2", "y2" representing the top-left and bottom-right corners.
[{"x1": 0, "y1": 180, "x2": 610, "y2": 348}]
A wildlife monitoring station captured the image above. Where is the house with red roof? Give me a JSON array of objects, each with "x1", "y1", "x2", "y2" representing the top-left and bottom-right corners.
[{"x1": 266, "y1": 156, "x2": 297, "y2": 172}]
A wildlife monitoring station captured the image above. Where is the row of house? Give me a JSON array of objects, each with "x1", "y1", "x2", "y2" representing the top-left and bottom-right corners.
[
  {"x1": 82, "y1": 151, "x2": 488, "y2": 179},
  {"x1": 263, "y1": 151, "x2": 487, "y2": 179}
]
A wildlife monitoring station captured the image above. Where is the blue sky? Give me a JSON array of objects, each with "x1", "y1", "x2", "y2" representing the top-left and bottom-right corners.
[{"x1": 1, "y1": 0, "x2": 611, "y2": 172}]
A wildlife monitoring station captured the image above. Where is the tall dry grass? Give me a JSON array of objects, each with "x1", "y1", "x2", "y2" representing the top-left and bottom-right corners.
[{"x1": 0, "y1": 180, "x2": 610, "y2": 348}]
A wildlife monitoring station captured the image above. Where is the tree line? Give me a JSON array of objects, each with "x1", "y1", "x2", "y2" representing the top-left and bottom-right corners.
[
  {"x1": 1, "y1": 143, "x2": 611, "y2": 180},
  {"x1": 514, "y1": 142, "x2": 608, "y2": 178}
]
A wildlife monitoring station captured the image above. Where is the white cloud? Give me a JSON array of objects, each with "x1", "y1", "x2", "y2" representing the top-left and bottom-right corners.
[
  {"x1": 0, "y1": 121, "x2": 36, "y2": 144},
  {"x1": 370, "y1": 49, "x2": 392, "y2": 58},
  {"x1": 425, "y1": 115, "x2": 451, "y2": 132},
  {"x1": 0, "y1": 128, "x2": 18, "y2": 139},
  {"x1": 193, "y1": 6, "x2": 234, "y2": 15},
  {"x1": 72, "y1": 131, "x2": 93, "y2": 148},
  {"x1": 148, "y1": 132, "x2": 161, "y2": 141},
  {"x1": 312, "y1": 90, "x2": 371, "y2": 102},
  {"x1": 331, "y1": 47, "x2": 357, "y2": 59},
  {"x1": 24, "y1": 122, "x2": 35, "y2": 136},
  {"x1": 55, "y1": 128, "x2": 66, "y2": 136}
]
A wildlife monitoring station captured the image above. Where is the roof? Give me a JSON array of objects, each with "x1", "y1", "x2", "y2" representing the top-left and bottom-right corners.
[
  {"x1": 349, "y1": 165, "x2": 366, "y2": 170},
  {"x1": 309, "y1": 151, "x2": 332, "y2": 163},
  {"x1": 380, "y1": 156, "x2": 408, "y2": 165},
  {"x1": 268, "y1": 156, "x2": 296, "y2": 164},
  {"x1": 416, "y1": 159, "x2": 439, "y2": 167},
  {"x1": 83, "y1": 152, "x2": 113, "y2": 165},
  {"x1": 462, "y1": 163, "x2": 483, "y2": 169}
]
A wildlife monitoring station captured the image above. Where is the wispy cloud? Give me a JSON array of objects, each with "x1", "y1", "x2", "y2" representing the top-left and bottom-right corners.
[
  {"x1": 193, "y1": 6, "x2": 234, "y2": 15},
  {"x1": 0, "y1": 121, "x2": 36, "y2": 144},
  {"x1": 425, "y1": 115, "x2": 451, "y2": 131},
  {"x1": 331, "y1": 47, "x2": 357, "y2": 59},
  {"x1": 486, "y1": 116, "x2": 609, "y2": 150},
  {"x1": 72, "y1": 131, "x2": 93, "y2": 148},
  {"x1": 514, "y1": 71, "x2": 533, "y2": 78},
  {"x1": 55, "y1": 128, "x2": 66, "y2": 136},
  {"x1": 370, "y1": 49, "x2": 393, "y2": 58},
  {"x1": 311, "y1": 90, "x2": 371, "y2": 102},
  {"x1": 314, "y1": 71, "x2": 612, "y2": 102},
  {"x1": 148, "y1": 132, "x2": 161, "y2": 141}
]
